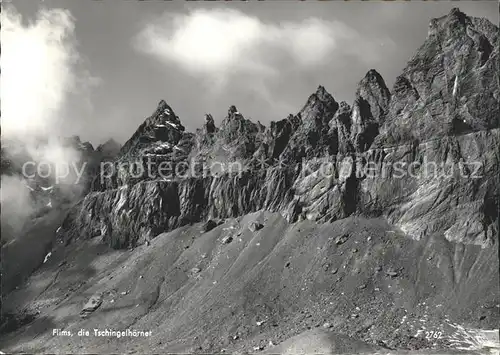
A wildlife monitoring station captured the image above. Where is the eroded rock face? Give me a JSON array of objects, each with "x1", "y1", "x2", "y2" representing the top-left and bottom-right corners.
[{"x1": 61, "y1": 8, "x2": 499, "y2": 249}]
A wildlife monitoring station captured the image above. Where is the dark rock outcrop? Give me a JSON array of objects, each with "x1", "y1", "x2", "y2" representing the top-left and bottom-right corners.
[{"x1": 59, "y1": 8, "x2": 498, "y2": 249}]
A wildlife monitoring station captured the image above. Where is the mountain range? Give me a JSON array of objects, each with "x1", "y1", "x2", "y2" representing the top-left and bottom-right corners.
[{"x1": 1, "y1": 7, "x2": 498, "y2": 354}]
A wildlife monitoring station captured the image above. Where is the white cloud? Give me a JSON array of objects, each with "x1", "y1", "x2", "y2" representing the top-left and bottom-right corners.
[
  {"x1": 0, "y1": 5, "x2": 101, "y2": 168},
  {"x1": 0, "y1": 5, "x2": 98, "y2": 140},
  {"x1": 133, "y1": 9, "x2": 386, "y2": 90},
  {"x1": 135, "y1": 9, "x2": 273, "y2": 90},
  {"x1": 1, "y1": 6, "x2": 99, "y2": 237},
  {"x1": 277, "y1": 18, "x2": 339, "y2": 66},
  {"x1": 142, "y1": 9, "x2": 266, "y2": 74}
]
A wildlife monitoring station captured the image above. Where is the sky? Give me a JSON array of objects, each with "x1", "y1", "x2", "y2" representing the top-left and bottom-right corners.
[{"x1": 2, "y1": 1, "x2": 498, "y2": 147}]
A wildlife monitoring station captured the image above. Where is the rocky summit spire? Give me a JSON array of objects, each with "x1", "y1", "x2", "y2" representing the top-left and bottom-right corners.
[
  {"x1": 299, "y1": 85, "x2": 338, "y2": 124},
  {"x1": 314, "y1": 85, "x2": 333, "y2": 103},
  {"x1": 447, "y1": 7, "x2": 467, "y2": 22},
  {"x1": 154, "y1": 100, "x2": 183, "y2": 127},
  {"x1": 354, "y1": 69, "x2": 391, "y2": 123},
  {"x1": 279, "y1": 86, "x2": 340, "y2": 162},
  {"x1": 204, "y1": 113, "x2": 216, "y2": 135},
  {"x1": 226, "y1": 105, "x2": 242, "y2": 119},
  {"x1": 118, "y1": 100, "x2": 185, "y2": 158},
  {"x1": 348, "y1": 69, "x2": 391, "y2": 152}
]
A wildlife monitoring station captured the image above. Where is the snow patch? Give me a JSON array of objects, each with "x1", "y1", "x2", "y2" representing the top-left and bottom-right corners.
[
  {"x1": 151, "y1": 142, "x2": 173, "y2": 153},
  {"x1": 43, "y1": 252, "x2": 52, "y2": 264},
  {"x1": 165, "y1": 121, "x2": 179, "y2": 130},
  {"x1": 452, "y1": 76, "x2": 459, "y2": 97},
  {"x1": 447, "y1": 325, "x2": 499, "y2": 353},
  {"x1": 154, "y1": 142, "x2": 172, "y2": 149}
]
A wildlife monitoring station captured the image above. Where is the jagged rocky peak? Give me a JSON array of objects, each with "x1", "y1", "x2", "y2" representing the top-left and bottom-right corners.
[
  {"x1": 375, "y1": 7, "x2": 499, "y2": 146},
  {"x1": 361, "y1": 68, "x2": 384, "y2": 82},
  {"x1": 227, "y1": 105, "x2": 241, "y2": 118},
  {"x1": 428, "y1": 7, "x2": 469, "y2": 38},
  {"x1": 314, "y1": 85, "x2": 334, "y2": 102},
  {"x1": 140, "y1": 99, "x2": 185, "y2": 133},
  {"x1": 279, "y1": 86, "x2": 340, "y2": 162},
  {"x1": 193, "y1": 114, "x2": 216, "y2": 151},
  {"x1": 427, "y1": 7, "x2": 496, "y2": 65},
  {"x1": 354, "y1": 69, "x2": 391, "y2": 121},
  {"x1": 356, "y1": 70, "x2": 390, "y2": 103},
  {"x1": 299, "y1": 85, "x2": 339, "y2": 124},
  {"x1": 220, "y1": 105, "x2": 259, "y2": 138},
  {"x1": 220, "y1": 105, "x2": 244, "y2": 132},
  {"x1": 118, "y1": 100, "x2": 186, "y2": 159},
  {"x1": 155, "y1": 100, "x2": 183, "y2": 126},
  {"x1": 191, "y1": 106, "x2": 264, "y2": 163},
  {"x1": 230, "y1": 119, "x2": 262, "y2": 159}
]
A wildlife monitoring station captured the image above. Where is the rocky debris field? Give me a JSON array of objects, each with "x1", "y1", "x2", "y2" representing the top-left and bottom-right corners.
[{"x1": 1, "y1": 212, "x2": 498, "y2": 354}]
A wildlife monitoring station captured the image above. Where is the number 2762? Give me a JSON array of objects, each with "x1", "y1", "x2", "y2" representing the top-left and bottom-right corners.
[{"x1": 425, "y1": 331, "x2": 443, "y2": 339}]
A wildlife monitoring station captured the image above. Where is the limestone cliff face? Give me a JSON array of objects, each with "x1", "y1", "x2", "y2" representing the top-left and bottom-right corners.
[
  {"x1": 376, "y1": 8, "x2": 499, "y2": 145},
  {"x1": 361, "y1": 8, "x2": 499, "y2": 244},
  {"x1": 61, "y1": 8, "x2": 499, "y2": 249}
]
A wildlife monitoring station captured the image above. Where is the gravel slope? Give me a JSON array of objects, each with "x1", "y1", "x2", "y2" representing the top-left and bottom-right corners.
[{"x1": 1, "y1": 212, "x2": 498, "y2": 354}]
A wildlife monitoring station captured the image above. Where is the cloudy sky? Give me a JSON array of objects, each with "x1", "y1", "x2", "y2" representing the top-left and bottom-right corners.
[{"x1": 2, "y1": 1, "x2": 498, "y2": 146}]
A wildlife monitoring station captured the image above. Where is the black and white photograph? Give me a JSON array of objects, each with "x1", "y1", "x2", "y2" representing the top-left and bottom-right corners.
[{"x1": 0, "y1": 1, "x2": 499, "y2": 354}]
